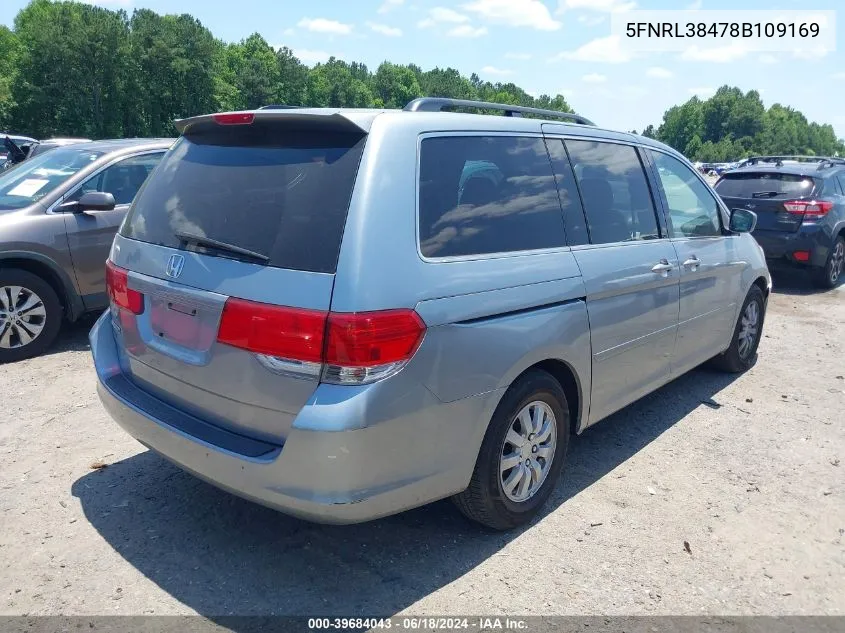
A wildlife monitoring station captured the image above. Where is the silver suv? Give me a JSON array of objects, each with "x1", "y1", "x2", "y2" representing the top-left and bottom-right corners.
[
  {"x1": 90, "y1": 100, "x2": 770, "y2": 530},
  {"x1": 0, "y1": 139, "x2": 172, "y2": 362}
]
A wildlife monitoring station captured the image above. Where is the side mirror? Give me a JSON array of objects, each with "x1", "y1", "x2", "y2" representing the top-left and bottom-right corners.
[
  {"x1": 729, "y1": 208, "x2": 757, "y2": 233},
  {"x1": 78, "y1": 191, "x2": 116, "y2": 212}
]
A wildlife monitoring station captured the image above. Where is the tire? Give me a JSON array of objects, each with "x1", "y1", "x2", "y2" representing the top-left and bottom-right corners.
[
  {"x1": 710, "y1": 285, "x2": 766, "y2": 373},
  {"x1": 453, "y1": 370, "x2": 570, "y2": 530},
  {"x1": 0, "y1": 269, "x2": 63, "y2": 363},
  {"x1": 814, "y1": 236, "x2": 844, "y2": 290}
]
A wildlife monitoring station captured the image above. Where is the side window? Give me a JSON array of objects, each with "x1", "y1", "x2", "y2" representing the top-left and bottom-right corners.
[
  {"x1": 565, "y1": 140, "x2": 660, "y2": 245},
  {"x1": 67, "y1": 152, "x2": 164, "y2": 206},
  {"x1": 545, "y1": 139, "x2": 589, "y2": 246},
  {"x1": 650, "y1": 151, "x2": 722, "y2": 238},
  {"x1": 837, "y1": 174, "x2": 845, "y2": 195},
  {"x1": 418, "y1": 136, "x2": 566, "y2": 258}
]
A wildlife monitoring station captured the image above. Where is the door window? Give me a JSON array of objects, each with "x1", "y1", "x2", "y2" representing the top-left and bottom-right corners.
[
  {"x1": 565, "y1": 140, "x2": 660, "y2": 245},
  {"x1": 67, "y1": 152, "x2": 164, "y2": 206},
  {"x1": 651, "y1": 151, "x2": 722, "y2": 238}
]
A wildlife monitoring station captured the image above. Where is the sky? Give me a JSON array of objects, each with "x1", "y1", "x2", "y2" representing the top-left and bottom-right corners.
[{"x1": 2, "y1": 0, "x2": 844, "y2": 138}]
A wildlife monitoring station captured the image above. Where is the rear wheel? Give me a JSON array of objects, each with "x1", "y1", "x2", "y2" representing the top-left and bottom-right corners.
[
  {"x1": 0, "y1": 269, "x2": 63, "y2": 363},
  {"x1": 815, "y1": 236, "x2": 844, "y2": 289},
  {"x1": 711, "y1": 285, "x2": 765, "y2": 373},
  {"x1": 453, "y1": 370, "x2": 569, "y2": 530}
]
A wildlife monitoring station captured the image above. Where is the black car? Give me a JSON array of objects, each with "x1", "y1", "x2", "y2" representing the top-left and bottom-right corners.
[{"x1": 714, "y1": 156, "x2": 845, "y2": 288}]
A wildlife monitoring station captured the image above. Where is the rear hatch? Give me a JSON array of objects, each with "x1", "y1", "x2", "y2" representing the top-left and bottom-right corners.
[
  {"x1": 107, "y1": 112, "x2": 369, "y2": 444},
  {"x1": 714, "y1": 170, "x2": 822, "y2": 233}
]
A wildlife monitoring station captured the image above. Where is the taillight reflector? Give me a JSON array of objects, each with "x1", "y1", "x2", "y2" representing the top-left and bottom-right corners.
[
  {"x1": 105, "y1": 260, "x2": 143, "y2": 315},
  {"x1": 793, "y1": 251, "x2": 811, "y2": 262},
  {"x1": 783, "y1": 199, "x2": 834, "y2": 217},
  {"x1": 325, "y1": 310, "x2": 426, "y2": 367},
  {"x1": 217, "y1": 298, "x2": 327, "y2": 362},
  {"x1": 212, "y1": 112, "x2": 255, "y2": 125}
]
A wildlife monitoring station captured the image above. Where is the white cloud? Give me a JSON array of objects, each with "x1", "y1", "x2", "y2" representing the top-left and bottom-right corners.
[
  {"x1": 646, "y1": 66, "x2": 673, "y2": 79},
  {"x1": 793, "y1": 46, "x2": 831, "y2": 60},
  {"x1": 418, "y1": 7, "x2": 470, "y2": 28},
  {"x1": 377, "y1": 0, "x2": 404, "y2": 13},
  {"x1": 293, "y1": 49, "x2": 335, "y2": 64},
  {"x1": 463, "y1": 0, "x2": 562, "y2": 31},
  {"x1": 297, "y1": 18, "x2": 353, "y2": 35},
  {"x1": 448, "y1": 24, "x2": 488, "y2": 37},
  {"x1": 366, "y1": 21, "x2": 403, "y2": 36},
  {"x1": 758, "y1": 54, "x2": 778, "y2": 64},
  {"x1": 681, "y1": 43, "x2": 749, "y2": 63},
  {"x1": 833, "y1": 72, "x2": 845, "y2": 80},
  {"x1": 551, "y1": 35, "x2": 632, "y2": 63},
  {"x1": 481, "y1": 65, "x2": 513, "y2": 76},
  {"x1": 558, "y1": 0, "x2": 635, "y2": 13},
  {"x1": 687, "y1": 0, "x2": 703, "y2": 8},
  {"x1": 505, "y1": 52, "x2": 532, "y2": 60},
  {"x1": 688, "y1": 86, "x2": 716, "y2": 99},
  {"x1": 577, "y1": 14, "x2": 606, "y2": 26},
  {"x1": 431, "y1": 7, "x2": 470, "y2": 22},
  {"x1": 582, "y1": 73, "x2": 607, "y2": 83}
]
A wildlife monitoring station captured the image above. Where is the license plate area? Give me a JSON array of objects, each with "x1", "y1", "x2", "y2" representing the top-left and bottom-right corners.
[{"x1": 126, "y1": 271, "x2": 227, "y2": 363}]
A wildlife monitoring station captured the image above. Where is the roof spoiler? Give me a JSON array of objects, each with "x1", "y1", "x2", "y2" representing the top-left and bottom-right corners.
[{"x1": 174, "y1": 110, "x2": 373, "y2": 135}]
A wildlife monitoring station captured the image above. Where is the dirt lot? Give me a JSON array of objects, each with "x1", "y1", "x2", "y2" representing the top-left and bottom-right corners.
[{"x1": 0, "y1": 272, "x2": 843, "y2": 617}]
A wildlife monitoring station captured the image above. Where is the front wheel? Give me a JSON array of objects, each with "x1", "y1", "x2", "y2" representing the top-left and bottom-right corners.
[
  {"x1": 0, "y1": 269, "x2": 63, "y2": 363},
  {"x1": 710, "y1": 285, "x2": 766, "y2": 373},
  {"x1": 453, "y1": 370, "x2": 570, "y2": 530},
  {"x1": 815, "y1": 236, "x2": 844, "y2": 289}
]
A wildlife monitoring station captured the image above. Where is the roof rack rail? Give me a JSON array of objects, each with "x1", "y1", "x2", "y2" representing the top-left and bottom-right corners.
[
  {"x1": 403, "y1": 97, "x2": 595, "y2": 126},
  {"x1": 257, "y1": 104, "x2": 302, "y2": 110},
  {"x1": 739, "y1": 155, "x2": 845, "y2": 168}
]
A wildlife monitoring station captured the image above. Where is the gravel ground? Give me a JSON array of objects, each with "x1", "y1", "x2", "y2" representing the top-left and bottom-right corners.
[{"x1": 0, "y1": 271, "x2": 843, "y2": 617}]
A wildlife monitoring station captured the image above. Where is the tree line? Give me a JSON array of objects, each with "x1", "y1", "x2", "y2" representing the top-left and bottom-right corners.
[{"x1": 1, "y1": 0, "x2": 842, "y2": 162}]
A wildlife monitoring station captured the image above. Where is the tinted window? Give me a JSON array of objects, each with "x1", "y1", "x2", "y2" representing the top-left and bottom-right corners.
[
  {"x1": 121, "y1": 123, "x2": 366, "y2": 274},
  {"x1": 67, "y1": 153, "x2": 164, "y2": 206},
  {"x1": 0, "y1": 147, "x2": 106, "y2": 211},
  {"x1": 418, "y1": 136, "x2": 566, "y2": 258},
  {"x1": 545, "y1": 139, "x2": 589, "y2": 246},
  {"x1": 565, "y1": 140, "x2": 659, "y2": 245},
  {"x1": 837, "y1": 174, "x2": 845, "y2": 195},
  {"x1": 714, "y1": 172, "x2": 819, "y2": 198},
  {"x1": 650, "y1": 151, "x2": 721, "y2": 238}
]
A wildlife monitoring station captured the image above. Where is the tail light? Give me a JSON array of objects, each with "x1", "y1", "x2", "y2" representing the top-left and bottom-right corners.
[
  {"x1": 105, "y1": 260, "x2": 143, "y2": 315},
  {"x1": 213, "y1": 112, "x2": 255, "y2": 125},
  {"x1": 216, "y1": 298, "x2": 425, "y2": 385},
  {"x1": 783, "y1": 199, "x2": 834, "y2": 218}
]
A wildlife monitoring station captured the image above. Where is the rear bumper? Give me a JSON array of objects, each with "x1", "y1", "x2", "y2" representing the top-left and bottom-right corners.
[
  {"x1": 90, "y1": 312, "x2": 502, "y2": 524},
  {"x1": 754, "y1": 225, "x2": 832, "y2": 268}
]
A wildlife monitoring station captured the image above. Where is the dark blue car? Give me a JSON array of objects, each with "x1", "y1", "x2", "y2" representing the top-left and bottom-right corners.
[{"x1": 714, "y1": 156, "x2": 845, "y2": 288}]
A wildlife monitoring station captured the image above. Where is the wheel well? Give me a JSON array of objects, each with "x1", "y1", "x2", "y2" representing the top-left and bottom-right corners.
[
  {"x1": 527, "y1": 359, "x2": 581, "y2": 436},
  {"x1": 752, "y1": 275, "x2": 769, "y2": 298},
  {"x1": 0, "y1": 258, "x2": 69, "y2": 318}
]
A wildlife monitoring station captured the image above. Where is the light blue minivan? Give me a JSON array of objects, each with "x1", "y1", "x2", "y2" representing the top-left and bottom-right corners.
[{"x1": 90, "y1": 99, "x2": 770, "y2": 529}]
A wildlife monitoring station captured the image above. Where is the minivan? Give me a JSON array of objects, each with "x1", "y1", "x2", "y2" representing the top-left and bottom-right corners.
[{"x1": 90, "y1": 99, "x2": 771, "y2": 530}]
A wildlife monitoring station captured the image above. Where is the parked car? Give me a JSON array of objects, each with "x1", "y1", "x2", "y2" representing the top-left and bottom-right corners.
[
  {"x1": 0, "y1": 138, "x2": 172, "y2": 362},
  {"x1": 90, "y1": 99, "x2": 770, "y2": 530},
  {"x1": 25, "y1": 137, "x2": 92, "y2": 160},
  {"x1": 1, "y1": 135, "x2": 37, "y2": 171},
  {"x1": 714, "y1": 155, "x2": 845, "y2": 288}
]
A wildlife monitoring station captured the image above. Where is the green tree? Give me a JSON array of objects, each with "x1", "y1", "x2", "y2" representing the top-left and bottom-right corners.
[
  {"x1": 220, "y1": 33, "x2": 280, "y2": 110},
  {"x1": 12, "y1": 0, "x2": 131, "y2": 138},
  {"x1": 0, "y1": 26, "x2": 19, "y2": 128},
  {"x1": 276, "y1": 46, "x2": 308, "y2": 106},
  {"x1": 306, "y1": 58, "x2": 372, "y2": 108},
  {"x1": 373, "y1": 62, "x2": 421, "y2": 109}
]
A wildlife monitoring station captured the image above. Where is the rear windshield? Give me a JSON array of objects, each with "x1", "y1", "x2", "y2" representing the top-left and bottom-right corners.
[
  {"x1": 120, "y1": 122, "x2": 366, "y2": 273},
  {"x1": 715, "y1": 172, "x2": 820, "y2": 199}
]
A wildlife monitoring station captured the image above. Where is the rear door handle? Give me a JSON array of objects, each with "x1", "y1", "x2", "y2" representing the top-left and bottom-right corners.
[
  {"x1": 683, "y1": 256, "x2": 700, "y2": 268},
  {"x1": 651, "y1": 260, "x2": 674, "y2": 274}
]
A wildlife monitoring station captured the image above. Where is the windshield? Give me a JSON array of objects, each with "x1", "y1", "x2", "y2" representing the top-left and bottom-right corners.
[
  {"x1": 715, "y1": 172, "x2": 819, "y2": 198},
  {"x1": 0, "y1": 147, "x2": 106, "y2": 211}
]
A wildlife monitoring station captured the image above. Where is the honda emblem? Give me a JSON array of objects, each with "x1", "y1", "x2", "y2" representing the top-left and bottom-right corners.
[{"x1": 165, "y1": 254, "x2": 185, "y2": 279}]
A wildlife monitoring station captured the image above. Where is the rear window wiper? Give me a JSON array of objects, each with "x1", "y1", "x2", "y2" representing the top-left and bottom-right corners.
[
  {"x1": 174, "y1": 231, "x2": 270, "y2": 263},
  {"x1": 750, "y1": 191, "x2": 782, "y2": 198}
]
